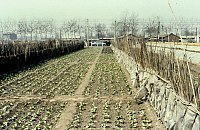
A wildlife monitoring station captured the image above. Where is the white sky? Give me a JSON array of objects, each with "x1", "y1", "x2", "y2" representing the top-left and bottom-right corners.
[{"x1": 0, "y1": 0, "x2": 200, "y2": 23}]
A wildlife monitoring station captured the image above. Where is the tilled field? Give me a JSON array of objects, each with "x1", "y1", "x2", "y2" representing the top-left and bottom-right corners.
[
  {"x1": 0, "y1": 99, "x2": 66, "y2": 130},
  {"x1": 0, "y1": 47, "x2": 164, "y2": 130},
  {"x1": 84, "y1": 62, "x2": 132, "y2": 97},
  {"x1": 68, "y1": 99, "x2": 152, "y2": 130}
]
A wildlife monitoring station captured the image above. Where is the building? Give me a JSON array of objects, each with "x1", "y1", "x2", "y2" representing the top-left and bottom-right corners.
[
  {"x1": 147, "y1": 33, "x2": 180, "y2": 42},
  {"x1": 3, "y1": 33, "x2": 17, "y2": 40},
  {"x1": 159, "y1": 33, "x2": 180, "y2": 42}
]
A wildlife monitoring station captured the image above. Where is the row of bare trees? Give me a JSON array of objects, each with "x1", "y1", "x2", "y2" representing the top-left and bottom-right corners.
[
  {"x1": 0, "y1": 19, "x2": 110, "y2": 41},
  {"x1": 142, "y1": 17, "x2": 199, "y2": 38},
  {"x1": 0, "y1": 19, "x2": 56, "y2": 41},
  {"x1": 112, "y1": 13, "x2": 139, "y2": 36},
  {"x1": 0, "y1": 17, "x2": 198, "y2": 41},
  {"x1": 112, "y1": 14, "x2": 199, "y2": 39}
]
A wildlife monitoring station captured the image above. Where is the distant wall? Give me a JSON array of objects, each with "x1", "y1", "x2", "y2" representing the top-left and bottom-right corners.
[{"x1": 111, "y1": 45, "x2": 200, "y2": 130}]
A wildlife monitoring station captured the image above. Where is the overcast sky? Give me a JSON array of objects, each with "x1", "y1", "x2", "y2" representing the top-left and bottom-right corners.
[{"x1": 0, "y1": 0, "x2": 200, "y2": 23}]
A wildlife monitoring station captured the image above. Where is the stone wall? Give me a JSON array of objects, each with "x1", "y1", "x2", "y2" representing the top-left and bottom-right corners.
[{"x1": 111, "y1": 45, "x2": 200, "y2": 130}]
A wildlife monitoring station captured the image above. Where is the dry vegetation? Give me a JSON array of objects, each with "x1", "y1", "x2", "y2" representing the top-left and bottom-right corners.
[{"x1": 112, "y1": 37, "x2": 200, "y2": 109}]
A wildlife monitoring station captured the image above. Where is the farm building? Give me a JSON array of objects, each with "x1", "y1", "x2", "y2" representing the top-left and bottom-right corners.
[
  {"x1": 117, "y1": 34, "x2": 142, "y2": 43},
  {"x1": 159, "y1": 33, "x2": 180, "y2": 42},
  {"x1": 148, "y1": 33, "x2": 180, "y2": 42}
]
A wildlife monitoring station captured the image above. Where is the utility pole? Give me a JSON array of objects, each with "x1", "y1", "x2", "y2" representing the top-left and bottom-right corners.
[
  {"x1": 157, "y1": 21, "x2": 160, "y2": 42},
  {"x1": 114, "y1": 20, "x2": 116, "y2": 43},
  {"x1": 86, "y1": 19, "x2": 89, "y2": 47},
  {"x1": 166, "y1": 28, "x2": 170, "y2": 42},
  {"x1": 126, "y1": 25, "x2": 129, "y2": 43},
  {"x1": 196, "y1": 27, "x2": 199, "y2": 43},
  {"x1": 199, "y1": 25, "x2": 200, "y2": 43},
  {"x1": 161, "y1": 25, "x2": 164, "y2": 42}
]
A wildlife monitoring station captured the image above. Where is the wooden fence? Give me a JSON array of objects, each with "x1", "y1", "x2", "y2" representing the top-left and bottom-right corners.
[{"x1": 0, "y1": 40, "x2": 84, "y2": 74}]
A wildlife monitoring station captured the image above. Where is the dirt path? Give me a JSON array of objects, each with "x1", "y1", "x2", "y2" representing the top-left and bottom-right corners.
[
  {"x1": 53, "y1": 48, "x2": 102, "y2": 130},
  {"x1": 74, "y1": 50, "x2": 102, "y2": 96}
]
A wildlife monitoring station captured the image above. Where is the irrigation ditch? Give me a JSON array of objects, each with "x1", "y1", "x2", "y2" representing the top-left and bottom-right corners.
[{"x1": 111, "y1": 36, "x2": 200, "y2": 130}]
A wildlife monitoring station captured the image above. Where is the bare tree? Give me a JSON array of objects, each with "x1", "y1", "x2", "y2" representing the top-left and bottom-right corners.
[
  {"x1": 128, "y1": 13, "x2": 139, "y2": 35},
  {"x1": 113, "y1": 13, "x2": 139, "y2": 37},
  {"x1": 165, "y1": 19, "x2": 175, "y2": 35},
  {"x1": 67, "y1": 20, "x2": 79, "y2": 39},
  {"x1": 120, "y1": 13, "x2": 129, "y2": 36},
  {"x1": 183, "y1": 27, "x2": 193, "y2": 37},
  {"x1": 17, "y1": 20, "x2": 29, "y2": 40},
  {"x1": 145, "y1": 18, "x2": 158, "y2": 38},
  {"x1": 61, "y1": 21, "x2": 70, "y2": 39},
  {"x1": 27, "y1": 21, "x2": 36, "y2": 40},
  {"x1": 1, "y1": 19, "x2": 17, "y2": 36},
  {"x1": 77, "y1": 24, "x2": 84, "y2": 39},
  {"x1": 95, "y1": 23, "x2": 106, "y2": 39},
  {"x1": 36, "y1": 20, "x2": 53, "y2": 40}
]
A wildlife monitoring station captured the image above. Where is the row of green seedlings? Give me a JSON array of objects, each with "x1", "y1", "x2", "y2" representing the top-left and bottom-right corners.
[
  {"x1": 0, "y1": 63, "x2": 89, "y2": 97},
  {"x1": 102, "y1": 63, "x2": 132, "y2": 96},
  {"x1": 69, "y1": 100, "x2": 152, "y2": 129},
  {"x1": 0, "y1": 57, "x2": 72, "y2": 96},
  {"x1": 113, "y1": 68, "x2": 132, "y2": 95},
  {"x1": 69, "y1": 100, "x2": 112, "y2": 129},
  {"x1": 0, "y1": 63, "x2": 64, "y2": 95},
  {"x1": 84, "y1": 63, "x2": 107, "y2": 97},
  {"x1": 0, "y1": 47, "x2": 99, "y2": 96},
  {"x1": 69, "y1": 102, "x2": 86, "y2": 129},
  {"x1": 101, "y1": 47, "x2": 114, "y2": 54},
  {"x1": 0, "y1": 100, "x2": 66, "y2": 130},
  {"x1": 127, "y1": 101, "x2": 152, "y2": 129},
  {"x1": 35, "y1": 63, "x2": 89, "y2": 97},
  {"x1": 98, "y1": 54, "x2": 117, "y2": 62},
  {"x1": 101, "y1": 100, "x2": 111, "y2": 129},
  {"x1": 84, "y1": 65, "x2": 101, "y2": 96},
  {"x1": 139, "y1": 109, "x2": 152, "y2": 129},
  {"x1": 85, "y1": 102, "x2": 98, "y2": 129},
  {"x1": 126, "y1": 101, "x2": 138, "y2": 129},
  {"x1": 0, "y1": 47, "x2": 82, "y2": 86},
  {"x1": 78, "y1": 47, "x2": 101, "y2": 62},
  {"x1": 84, "y1": 63, "x2": 132, "y2": 97},
  {"x1": 69, "y1": 101, "x2": 99, "y2": 129},
  {"x1": 114, "y1": 101, "x2": 126, "y2": 130}
]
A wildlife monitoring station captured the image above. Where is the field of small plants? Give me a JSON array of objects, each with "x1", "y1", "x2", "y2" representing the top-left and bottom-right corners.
[
  {"x1": 68, "y1": 99, "x2": 152, "y2": 130},
  {"x1": 84, "y1": 54, "x2": 132, "y2": 97},
  {"x1": 0, "y1": 48, "x2": 100, "y2": 97},
  {"x1": 0, "y1": 99, "x2": 66, "y2": 130},
  {"x1": 0, "y1": 47, "x2": 163, "y2": 130}
]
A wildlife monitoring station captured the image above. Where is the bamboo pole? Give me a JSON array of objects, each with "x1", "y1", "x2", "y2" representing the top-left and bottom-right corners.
[
  {"x1": 176, "y1": 58, "x2": 184, "y2": 97},
  {"x1": 186, "y1": 60, "x2": 198, "y2": 107}
]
